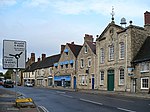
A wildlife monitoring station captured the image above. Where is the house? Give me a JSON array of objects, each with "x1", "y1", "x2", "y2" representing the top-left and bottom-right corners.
[
  {"x1": 54, "y1": 42, "x2": 82, "y2": 88},
  {"x1": 131, "y1": 11, "x2": 150, "y2": 93},
  {"x1": 96, "y1": 11, "x2": 149, "y2": 92},
  {"x1": 36, "y1": 54, "x2": 61, "y2": 87},
  {"x1": 77, "y1": 34, "x2": 96, "y2": 89}
]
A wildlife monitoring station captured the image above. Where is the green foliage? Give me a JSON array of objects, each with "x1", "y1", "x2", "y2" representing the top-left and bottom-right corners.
[
  {"x1": 0, "y1": 72, "x2": 3, "y2": 76},
  {"x1": 4, "y1": 69, "x2": 13, "y2": 79}
]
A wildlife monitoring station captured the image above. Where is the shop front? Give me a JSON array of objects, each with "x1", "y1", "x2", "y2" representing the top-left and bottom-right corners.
[{"x1": 54, "y1": 75, "x2": 71, "y2": 87}]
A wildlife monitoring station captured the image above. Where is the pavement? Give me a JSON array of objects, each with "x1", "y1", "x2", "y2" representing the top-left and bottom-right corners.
[
  {"x1": 0, "y1": 87, "x2": 39, "y2": 112},
  {"x1": 1, "y1": 86, "x2": 150, "y2": 112}
]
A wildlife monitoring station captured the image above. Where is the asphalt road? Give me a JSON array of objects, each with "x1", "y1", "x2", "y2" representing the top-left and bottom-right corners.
[{"x1": 1, "y1": 86, "x2": 150, "y2": 112}]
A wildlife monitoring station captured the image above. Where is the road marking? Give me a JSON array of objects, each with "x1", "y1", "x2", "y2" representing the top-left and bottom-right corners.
[
  {"x1": 105, "y1": 97, "x2": 134, "y2": 103},
  {"x1": 149, "y1": 104, "x2": 150, "y2": 106},
  {"x1": 60, "y1": 94, "x2": 73, "y2": 98},
  {"x1": 117, "y1": 107, "x2": 136, "y2": 112},
  {"x1": 38, "y1": 106, "x2": 49, "y2": 112},
  {"x1": 56, "y1": 91, "x2": 66, "y2": 94},
  {"x1": 79, "y1": 98, "x2": 103, "y2": 105},
  {"x1": 0, "y1": 102, "x2": 15, "y2": 105}
]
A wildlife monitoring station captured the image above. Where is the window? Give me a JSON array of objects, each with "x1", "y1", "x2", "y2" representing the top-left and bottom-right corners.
[
  {"x1": 61, "y1": 65, "x2": 63, "y2": 69},
  {"x1": 70, "y1": 63, "x2": 73, "y2": 68},
  {"x1": 88, "y1": 58, "x2": 91, "y2": 67},
  {"x1": 81, "y1": 59, "x2": 84, "y2": 68},
  {"x1": 119, "y1": 42, "x2": 125, "y2": 59},
  {"x1": 109, "y1": 45, "x2": 114, "y2": 61},
  {"x1": 100, "y1": 48, "x2": 104, "y2": 64},
  {"x1": 64, "y1": 48, "x2": 69, "y2": 55},
  {"x1": 85, "y1": 45, "x2": 88, "y2": 53},
  {"x1": 80, "y1": 75, "x2": 87, "y2": 85},
  {"x1": 140, "y1": 62, "x2": 149, "y2": 72},
  {"x1": 100, "y1": 71, "x2": 104, "y2": 85},
  {"x1": 141, "y1": 77, "x2": 149, "y2": 89},
  {"x1": 65, "y1": 64, "x2": 68, "y2": 68},
  {"x1": 119, "y1": 69, "x2": 124, "y2": 85}
]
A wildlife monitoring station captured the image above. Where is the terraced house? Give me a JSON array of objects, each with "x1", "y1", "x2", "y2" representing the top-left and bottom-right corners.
[
  {"x1": 54, "y1": 42, "x2": 82, "y2": 89},
  {"x1": 77, "y1": 34, "x2": 96, "y2": 89},
  {"x1": 96, "y1": 11, "x2": 150, "y2": 92}
]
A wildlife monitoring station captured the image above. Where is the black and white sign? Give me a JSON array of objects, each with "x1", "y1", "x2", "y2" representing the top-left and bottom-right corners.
[{"x1": 3, "y1": 40, "x2": 26, "y2": 69}]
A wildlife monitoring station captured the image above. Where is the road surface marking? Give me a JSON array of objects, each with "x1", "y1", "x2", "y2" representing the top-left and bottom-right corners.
[
  {"x1": 60, "y1": 94, "x2": 73, "y2": 98},
  {"x1": 79, "y1": 98, "x2": 103, "y2": 105},
  {"x1": 38, "y1": 106, "x2": 49, "y2": 112},
  {"x1": 105, "y1": 97, "x2": 134, "y2": 103},
  {"x1": 117, "y1": 107, "x2": 136, "y2": 112},
  {"x1": 0, "y1": 102, "x2": 15, "y2": 105},
  {"x1": 56, "y1": 91, "x2": 66, "y2": 94},
  {"x1": 149, "y1": 104, "x2": 150, "y2": 106}
]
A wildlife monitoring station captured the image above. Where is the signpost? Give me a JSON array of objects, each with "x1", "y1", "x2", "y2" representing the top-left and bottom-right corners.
[{"x1": 3, "y1": 40, "x2": 26, "y2": 99}]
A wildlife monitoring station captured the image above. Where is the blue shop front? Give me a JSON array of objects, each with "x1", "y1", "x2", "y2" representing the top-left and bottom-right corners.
[{"x1": 54, "y1": 75, "x2": 71, "y2": 87}]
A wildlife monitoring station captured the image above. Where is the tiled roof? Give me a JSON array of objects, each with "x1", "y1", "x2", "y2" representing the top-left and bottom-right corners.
[
  {"x1": 37, "y1": 54, "x2": 61, "y2": 69},
  {"x1": 86, "y1": 41, "x2": 96, "y2": 54},
  {"x1": 67, "y1": 43, "x2": 82, "y2": 58},
  {"x1": 132, "y1": 36, "x2": 150, "y2": 63}
]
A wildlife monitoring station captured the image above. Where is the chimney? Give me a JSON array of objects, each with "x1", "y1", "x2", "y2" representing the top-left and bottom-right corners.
[
  {"x1": 71, "y1": 42, "x2": 74, "y2": 44},
  {"x1": 144, "y1": 11, "x2": 150, "y2": 35},
  {"x1": 61, "y1": 45, "x2": 65, "y2": 54},
  {"x1": 84, "y1": 34, "x2": 93, "y2": 42},
  {"x1": 144, "y1": 11, "x2": 150, "y2": 25},
  {"x1": 42, "y1": 54, "x2": 46, "y2": 60},
  {"x1": 38, "y1": 57, "x2": 40, "y2": 62},
  {"x1": 31, "y1": 53, "x2": 35, "y2": 62}
]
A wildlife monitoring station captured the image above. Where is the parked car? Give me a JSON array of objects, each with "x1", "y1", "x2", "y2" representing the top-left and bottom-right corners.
[
  {"x1": 3, "y1": 80, "x2": 14, "y2": 88},
  {"x1": 25, "y1": 82, "x2": 33, "y2": 87},
  {"x1": 0, "y1": 79, "x2": 3, "y2": 85}
]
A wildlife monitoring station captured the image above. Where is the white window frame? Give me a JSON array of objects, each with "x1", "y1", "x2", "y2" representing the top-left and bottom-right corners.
[
  {"x1": 140, "y1": 62, "x2": 149, "y2": 73},
  {"x1": 100, "y1": 71, "x2": 104, "y2": 85},
  {"x1": 109, "y1": 45, "x2": 114, "y2": 61},
  {"x1": 81, "y1": 59, "x2": 84, "y2": 68},
  {"x1": 119, "y1": 68, "x2": 125, "y2": 85},
  {"x1": 100, "y1": 48, "x2": 104, "y2": 64},
  {"x1": 141, "y1": 77, "x2": 149, "y2": 89},
  {"x1": 119, "y1": 42, "x2": 125, "y2": 59}
]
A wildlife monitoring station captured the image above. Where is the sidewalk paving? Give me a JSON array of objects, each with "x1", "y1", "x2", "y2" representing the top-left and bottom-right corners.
[
  {"x1": 0, "y1": 87, "x2": 39, "y2": 112},
  {"x1": 46, "y1": 86, "x2": 150, "y2": 99}
]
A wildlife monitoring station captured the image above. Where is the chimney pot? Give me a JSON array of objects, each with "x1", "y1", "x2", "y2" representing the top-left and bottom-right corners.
[{"x1": 42, "y1": 54, "x2": 46, "y2": 60}]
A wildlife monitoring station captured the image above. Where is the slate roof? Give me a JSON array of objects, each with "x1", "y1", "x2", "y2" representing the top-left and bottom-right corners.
[
  {"x1": 24, "y1": 61, "x2": 40, "y2": 72},
  {"x1": 67, "y1": 43, "x2": 82, "y2": 58},
  {"x1": 86, "y1": 41, "x2": 96, "y2": 54},
  {"x1": 132, "y1": 36, "x2": 150, "y2": 63},
  {"x1": 36, "y1": 54, "x2": 61, "y2": 69}
]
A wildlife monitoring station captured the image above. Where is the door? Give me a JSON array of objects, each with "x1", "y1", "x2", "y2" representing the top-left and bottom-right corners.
[
  {"x1": 107, "y1": 70, "x2": 114, "y2": 91},
  {"x1": 73, "y1": 76, "x2": 76, "y2": 89},
  {"x1": 92, "y1": 75, "x2": 94, "y2": 89}
]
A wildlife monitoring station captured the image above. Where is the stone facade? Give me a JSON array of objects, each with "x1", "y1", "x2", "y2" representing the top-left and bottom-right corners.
[
  {"x1": 96, "y1": 21, "x2": 148, "y2": 92},
  {"x1": 77, "y1": 34, "x2": 96, "y2": 89}
]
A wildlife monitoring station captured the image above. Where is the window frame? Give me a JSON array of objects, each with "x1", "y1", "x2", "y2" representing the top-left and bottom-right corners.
[
  {"x1": 81, "y1": 59, "x2": 84, "y2": 68},
  {"x1": 100, "y1": 48, "x2": 104, "y2": 64},
  {"x1": 119, "y1": 68, "x2": 125, "y2": 85},
  {"x1": 119, "y1": 42, "x2": 125, "y2": 59},
  {"x1": 100, "y1": 71, "x2": 104, "y2": 85},
  {"x1": 109, "y1": 45, "x2": 114, "y2": 61},
  {"x1": 141, "y1": 77, "x2": 149, "y2": 89},
  {"x1": 140, "y1": 62, "x2": 149, "y2": 73}
]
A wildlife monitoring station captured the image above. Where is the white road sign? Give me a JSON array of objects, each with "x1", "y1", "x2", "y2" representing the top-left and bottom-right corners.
[{"x1": 3, "y1": 40, "x2": 26, "y2": 69}]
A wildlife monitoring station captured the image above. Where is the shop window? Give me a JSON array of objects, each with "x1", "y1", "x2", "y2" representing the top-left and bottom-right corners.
[{"x1": 141, "y1": 77, "x2": 149, "y2": 89}]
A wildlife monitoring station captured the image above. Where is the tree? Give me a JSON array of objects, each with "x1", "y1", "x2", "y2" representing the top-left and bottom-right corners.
[
  {"x1": 4, "y1": 69, "x2": 13, "y2": 79},
  {"x1": 0, "y1": 72, "x2": 3, "y2": 76}
]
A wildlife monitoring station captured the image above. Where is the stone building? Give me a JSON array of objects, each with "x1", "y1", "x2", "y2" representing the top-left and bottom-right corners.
[
  {"x1": 77, "y1": 34, "x2": 96, "y2": 89},
  {"x1": 131, "y1": 11, "x2": 150, "y2": 93},
  {"x1": 96, "y1": 11, "x2": 149, "y2": 92},
  {"x1": 54, "y1": 42, "x2": 82, "y2": 88}
]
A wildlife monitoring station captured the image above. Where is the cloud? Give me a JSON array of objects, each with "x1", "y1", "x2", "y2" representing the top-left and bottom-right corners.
[
  {"x1": 52, "y1": 0, "x2": 149, "y2": 17},
  {"x1": 0, "y1": 0, "x2": 17, "y2": 7}
]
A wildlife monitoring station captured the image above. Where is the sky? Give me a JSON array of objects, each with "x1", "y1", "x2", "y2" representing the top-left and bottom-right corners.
[{"x1": 0, "y1": 0, "x2": 150, "y2": 73}]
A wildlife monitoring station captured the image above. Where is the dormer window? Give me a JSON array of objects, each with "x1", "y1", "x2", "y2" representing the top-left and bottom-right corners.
[
  {"x1": 84, "y1": 45, "x2": 88, "y2": 53},
  {"x1": 64, "y1": 48, "x2": 69, "y2": 55}
]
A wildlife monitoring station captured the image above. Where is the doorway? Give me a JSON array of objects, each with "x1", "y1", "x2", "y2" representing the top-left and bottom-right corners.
[{"x1": 107, "y1": 70, "x2": 114, "y2": 91}]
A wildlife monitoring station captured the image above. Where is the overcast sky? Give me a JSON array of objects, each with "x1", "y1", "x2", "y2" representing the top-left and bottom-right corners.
[{"x1": 0, "y1": 0, "x2": 150, "y2": 73}]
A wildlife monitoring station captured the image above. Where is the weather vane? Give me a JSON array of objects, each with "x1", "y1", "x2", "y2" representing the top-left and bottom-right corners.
[{"x1": 111, "y1": 6, "x2": 115, "y2": 22}]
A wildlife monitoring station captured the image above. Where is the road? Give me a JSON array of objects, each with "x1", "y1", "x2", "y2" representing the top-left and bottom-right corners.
[{"x1": 1, "y1": 86, "x2": 150, "y2": 112}]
